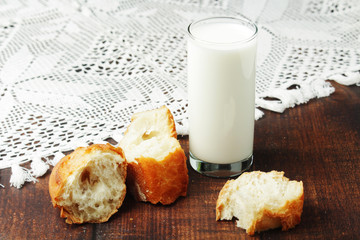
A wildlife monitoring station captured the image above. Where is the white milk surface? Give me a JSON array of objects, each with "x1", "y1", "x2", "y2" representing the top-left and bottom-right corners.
[
  {"x1": 188, "y1": 20, "x2": 257, "y2": 164},
  {"x1": 190, "y1": 22, "x2": 254, "y2": 44}
]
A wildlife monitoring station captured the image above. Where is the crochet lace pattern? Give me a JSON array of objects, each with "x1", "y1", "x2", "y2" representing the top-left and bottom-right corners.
[{"x1": 0, "y1": 0, "x2": 359, "y2": 187}]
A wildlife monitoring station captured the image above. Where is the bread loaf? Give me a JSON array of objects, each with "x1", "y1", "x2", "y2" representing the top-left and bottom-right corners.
[
  {"x1": 49, "y1": 144, "x2": 127, "y2": 224},
  {"x1": 119, "y1": 106, "x2": 188, "y2": 205},
  {"x1": 216, "y1": 171, "x2": 303, "y2": 235}
]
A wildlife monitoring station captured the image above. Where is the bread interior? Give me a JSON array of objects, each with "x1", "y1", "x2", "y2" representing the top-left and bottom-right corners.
[
  {"x1": 58, "y1": 152, "x2": 126, "y2": 222},
  {"x1": 120, "y1": 108, "x2": 179, "y2": 163}
]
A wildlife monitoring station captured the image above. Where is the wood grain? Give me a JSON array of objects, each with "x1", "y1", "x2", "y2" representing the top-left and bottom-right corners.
[{"x1": 0, "y1": 82, "x2": 359, "y2": 239}]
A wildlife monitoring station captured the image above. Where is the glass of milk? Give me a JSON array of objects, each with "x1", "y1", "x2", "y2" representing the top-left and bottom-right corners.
[{"x1": 187, "y1": 17, "x2": 258, "y2": 177}]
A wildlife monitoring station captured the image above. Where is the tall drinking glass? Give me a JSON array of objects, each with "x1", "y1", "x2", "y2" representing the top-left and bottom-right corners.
[{"x1": 187, "y1": 17, "x2": 258, "y2": 177}]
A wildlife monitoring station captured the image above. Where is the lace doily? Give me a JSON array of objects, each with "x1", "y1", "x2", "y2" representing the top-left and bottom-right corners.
[{"x1": 0, "y1": 0, "x2": 359, "y2": 187}]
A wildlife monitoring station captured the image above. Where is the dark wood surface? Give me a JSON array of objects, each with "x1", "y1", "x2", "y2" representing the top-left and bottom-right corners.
[{"x1": 0, "y1": 82, "x2": 359, "y2": 240}]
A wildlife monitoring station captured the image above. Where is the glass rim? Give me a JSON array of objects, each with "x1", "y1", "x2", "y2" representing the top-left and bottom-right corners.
[{"x1": 187, "y1": 16, "x2": 258, "y2": 45}]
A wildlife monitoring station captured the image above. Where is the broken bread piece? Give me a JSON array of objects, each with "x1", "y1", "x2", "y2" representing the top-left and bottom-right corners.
[
  {"x1": 49, "y1": 144, "x2": 127, "y2": 224},
  {"x1": 119, "y1": 106, "x2": 188, "y2": 205},
  {"x1": 216, "y1": 171, "x2": 303, "y2": 235}
]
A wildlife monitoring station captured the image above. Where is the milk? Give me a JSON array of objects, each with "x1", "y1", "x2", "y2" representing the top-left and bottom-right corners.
[{"x1": 188, "y1": 18, "x2": 257, "y2": 164}]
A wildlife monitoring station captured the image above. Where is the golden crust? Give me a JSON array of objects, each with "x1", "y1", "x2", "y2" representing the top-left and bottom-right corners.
[
  {"x1": 49, "y1": 143, "x2": 127, "y2": 224},
  {"x1": 215, "y1": 171, "x2": 304, "y2": 235},
  {"x1": 127, "y1": 147, "x2": 188, "y2": 205},
  {"x1": 215, "y1": 179, "x2": 233, "y2": 221}
]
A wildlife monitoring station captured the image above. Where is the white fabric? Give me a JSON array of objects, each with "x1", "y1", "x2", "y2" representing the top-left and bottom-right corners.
[{"x1": 0, "y1": 0, "x2": 359, "y2": 186}]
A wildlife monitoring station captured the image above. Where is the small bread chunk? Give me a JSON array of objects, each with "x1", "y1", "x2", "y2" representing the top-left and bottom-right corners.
[
  {"x1": 216, "y1": 171, "x2": 303, "y2": 235},
  {"x1": 119, "y1": 106, "x2": 188, "y2": 205},
  {"x1": 49, "y1": 144, "x2": 127, "y2": 224}
]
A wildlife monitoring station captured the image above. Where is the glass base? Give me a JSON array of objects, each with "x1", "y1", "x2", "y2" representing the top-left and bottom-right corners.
[{"x1": 189, "y1": 152, "x2": 253, "y2": 178}]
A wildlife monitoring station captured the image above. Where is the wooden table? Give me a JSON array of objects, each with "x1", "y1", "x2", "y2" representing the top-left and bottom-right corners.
[{"x1": 0, "y1": 82, "x2": 359, "y2": 239}]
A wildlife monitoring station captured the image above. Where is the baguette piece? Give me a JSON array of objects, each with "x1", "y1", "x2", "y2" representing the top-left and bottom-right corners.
[
  {"x1": 119, "y1": 106, "x2": 188, "y2": 205},
  {"x1": 216, "y1": 171, "x2": 303, "y2": 235},
  {"x1": 49, "y1": 144, "x2": 127, "y2": 224}
]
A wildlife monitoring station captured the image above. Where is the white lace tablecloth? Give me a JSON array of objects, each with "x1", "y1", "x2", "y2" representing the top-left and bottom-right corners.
[{"x1": 0, "y1": 0, "x2": 359, "y2": 188}]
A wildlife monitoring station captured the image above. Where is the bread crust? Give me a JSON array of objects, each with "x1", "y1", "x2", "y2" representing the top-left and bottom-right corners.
[
  {"x1": 127, "y1": 147, "x2": 188, "y2": 205},
  {"x1": 120, "y1": 106, "x2": 188, "y2": 205},
  {"x1": 49, "y1": 144, "x2": 127, "y2": 224},
  {"x1": 215, "y1": 179, "x2": 233, "y2": 221},
  {"x1": 216, "y1": 171, "x2": 304, "y2": 235}
]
